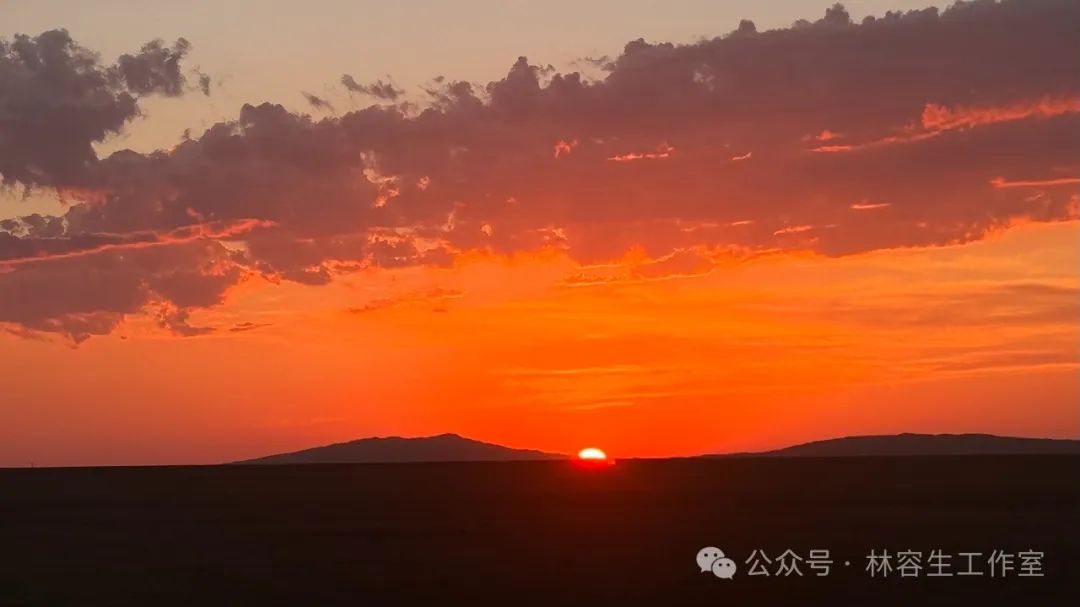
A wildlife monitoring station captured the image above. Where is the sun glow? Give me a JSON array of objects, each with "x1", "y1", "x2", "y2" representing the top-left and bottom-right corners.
[{"x1": 578, "y1": 447, "x2": 608, "y2": 461}]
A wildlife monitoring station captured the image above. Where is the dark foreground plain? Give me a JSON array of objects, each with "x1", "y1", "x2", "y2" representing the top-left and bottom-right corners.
[{"x1": 2, "y1": 457, "x2": 1078, "y2": 606}]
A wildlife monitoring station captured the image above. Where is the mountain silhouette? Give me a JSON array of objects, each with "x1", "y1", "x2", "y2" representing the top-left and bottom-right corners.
[
  {"x1": 235, "y1": 433, "x2": 566, "y2": 464},
  {"x1": 236, "y1": 432, "x2": 1080, "y2": 465},
  {"x1": 711, "y1": 433, "x2": 1080, "y2": 457}
]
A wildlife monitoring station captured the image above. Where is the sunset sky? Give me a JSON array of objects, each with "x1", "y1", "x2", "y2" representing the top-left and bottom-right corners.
[{"x1": 1, "y1": 0, "x2": 1077, "y2": 466}]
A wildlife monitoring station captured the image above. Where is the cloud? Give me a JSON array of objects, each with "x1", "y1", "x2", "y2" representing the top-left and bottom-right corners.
[
  {"x1": 116, "y1": 38, "x2": 195, "y2": 97},
  {"x1": 607, "y1": 143, "x2": 674, "y2": 162},
  {"x1": 0, "y1": 239, "x2": 245, "y2": 343},
  {"x1": 0, "y1": 30, "x2": 203, "y2": 188},
  {"x1": 346, "y1": 287, "x2": 465, "y2": 314},
  {"x1": 850, "y1": 201, "x2": 891, "y2": 210},
  {"x1": 0, "y1": 218, "x2": 271, "y2": 266},
  {"x1": 773, "y1": 225, "x2": 815, "y2": 236},
  {"x1": 553, "y1": 139, "x2": 577, "y2": 158},
  {"x1": 788, "y1": 283, "x2": 1080, "y2": 329},
  {"x1": 1, "y1": 0, "x2": 1078, "y2": 341},
  {"x1": 341, "y1": 74, "x2": 404, "y2": 100},
  {"x1": 229, "y1": 321, "x2": 271, "y2": 332},
  {"x1": 990, "y1": 176, "x2": 1080, "y2": 189},
  {"x1": 921, "y1": 96, "x2": 1080, "y2": 132},
  {"x1": 811, "y1": 95, "x2": 1080, "y2": 153},
  {"x1": 301, "y1": 91, "x2": 335, "y2": 112},
  {"x1": 157, "y1": 305, "x2": 214, "y2": 337}
]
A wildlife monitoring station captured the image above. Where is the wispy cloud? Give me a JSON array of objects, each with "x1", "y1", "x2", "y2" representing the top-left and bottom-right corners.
[{"x1": 990, "y1": 176, "x2": 1080, "y2": 189}]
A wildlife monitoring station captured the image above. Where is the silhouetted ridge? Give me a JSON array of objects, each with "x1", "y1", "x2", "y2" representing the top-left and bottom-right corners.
[
  {"x1": 710, "y1": 433, "x2": 1080, "y2": 457},
  {"x1": 235, "y1": 434, "x2": 566, "y2": 464}
]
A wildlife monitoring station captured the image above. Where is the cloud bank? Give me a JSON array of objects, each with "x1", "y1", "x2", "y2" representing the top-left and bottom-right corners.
[{"x1": 1, "y1": 0, "x2": 1078, "y2": 342}]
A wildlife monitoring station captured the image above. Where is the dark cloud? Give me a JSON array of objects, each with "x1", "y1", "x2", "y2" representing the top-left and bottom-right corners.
[
  {"x1": 1, "y1": 0, "x2": 1078, "y2": 342},
  {"x1": 116, "y1": 37, "x2": 193, "y2": 96},
  {"x1": 301, "y1": 91, "x2": 334, "y2": 112},
  {"x1": 156, "y1": 305, "x2": 214, "y2": 337},
  {"x1": 196, "y1": 70, "x2": 212, "y2": 96},
  {"x1": 0, "y1": 29, "x2": 203, "y2": 188},
  {"x1": 341, "y1": 74, "x2": 404, "y2": 100},
  {"x1": 229, "y1": 321, "x2": 271, "y2": 332},
  {"x1": 0, "y1": 239, "x2": 246, "y2": 343}
]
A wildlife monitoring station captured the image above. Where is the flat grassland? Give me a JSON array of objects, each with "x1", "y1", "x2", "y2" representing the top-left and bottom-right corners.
[{"x1": 1, "y1": 457, "x2": 1077, "y2": 606}]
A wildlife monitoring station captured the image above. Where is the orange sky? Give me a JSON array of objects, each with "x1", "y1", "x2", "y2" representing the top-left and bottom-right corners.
[
  {"x1": 1, "y1": 1, "x2": 1078, "y2": 466},
  {"x1": 2, "y1": 220, "x2": 1075, "y2": 466}
]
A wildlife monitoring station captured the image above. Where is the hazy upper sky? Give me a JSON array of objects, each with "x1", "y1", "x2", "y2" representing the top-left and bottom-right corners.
[
  {"x1": 1, "y1": 0, "x2": 1076, "y2": 465},
  {"x1": 2, "y1": 0, "x2": 938, "y2": 153}
]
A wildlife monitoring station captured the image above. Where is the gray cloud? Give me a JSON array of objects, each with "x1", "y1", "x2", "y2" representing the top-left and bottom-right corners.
[
  {"x1": 0, "y1": 29, "x2": 204, "y2": 188},
  {"x1": 341, "y1": 74, "x2": 404, "y2": 100},
  {"x1": 116, "y1": 37, "x2": 193, "y2": 96},
  {"x1": 1, "y1": 0, "x2": 1078, "y2": 342},
  {"x1": 301, "y1": 91, "x2": 334, "y2": 112}
]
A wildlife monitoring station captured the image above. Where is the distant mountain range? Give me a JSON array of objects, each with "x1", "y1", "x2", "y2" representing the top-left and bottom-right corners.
[
  {"x1": 711, "y1": 433, "x2": 1080, "y2": 457},
  {"x1": 235, "y1": 432, "x2": 1080, "y2": 465},
  {"x1": 235, "y1": 433, "x2": 567, "y2": 464}
]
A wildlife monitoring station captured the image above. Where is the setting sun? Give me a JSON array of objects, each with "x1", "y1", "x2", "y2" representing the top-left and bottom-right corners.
[{"x1": 578, "y1": 448, "x2": 608, "y2": 461}]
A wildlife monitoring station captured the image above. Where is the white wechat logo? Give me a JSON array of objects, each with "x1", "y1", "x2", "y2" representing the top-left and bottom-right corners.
[{"x1": 697, "y1": 546, "x2": 737, "y2": 580}]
